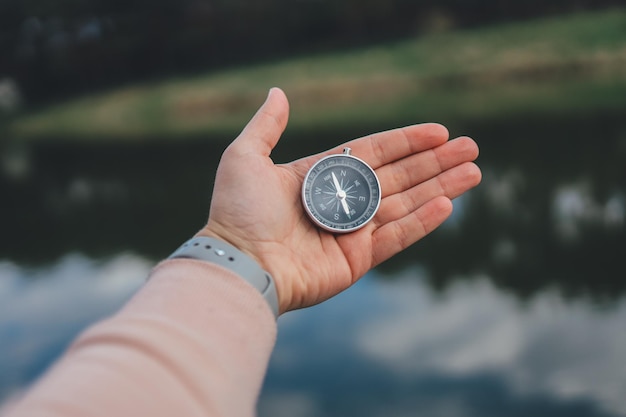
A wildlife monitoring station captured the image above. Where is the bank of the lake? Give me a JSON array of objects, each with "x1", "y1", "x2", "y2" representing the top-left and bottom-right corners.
[{"x1": 4, "y1": 9, "x2": 626, "y2": 143}]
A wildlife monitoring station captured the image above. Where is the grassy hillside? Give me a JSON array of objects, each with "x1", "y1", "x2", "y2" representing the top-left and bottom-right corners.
[{"x1": 7, "y1": 9, "x2": 626, "y2": 142}]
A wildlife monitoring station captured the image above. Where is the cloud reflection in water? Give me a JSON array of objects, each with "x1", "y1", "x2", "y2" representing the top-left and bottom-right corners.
[
  {"x1": 0, "y1": 254, "x2": 149, "y2": 407},
  {"x1": 265, "y1": 270, "x2": 626, "y2": 417},
  {"x1": 1, "y1": 255, "x2": 624, "y2": 417}
]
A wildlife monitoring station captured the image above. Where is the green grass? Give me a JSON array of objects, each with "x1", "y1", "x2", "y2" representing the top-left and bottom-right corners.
[{"x1": 7, "y1": 9, "x2": 626, "y2": 142}]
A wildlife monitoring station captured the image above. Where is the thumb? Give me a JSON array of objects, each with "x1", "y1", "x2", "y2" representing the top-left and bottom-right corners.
[{"x1": 233, "y1": 87, "x2": 290, "y2": 157}]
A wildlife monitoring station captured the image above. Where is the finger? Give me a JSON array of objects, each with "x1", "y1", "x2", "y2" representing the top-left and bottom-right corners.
[
  {"x1": 372, "y1": 196, "x2": 453, "y2": 266},
  {"x1": 232, "y1": 87, "x2": 290, "y2": 156},
  {"x1": 374, "y1": 162, "x2": 481, "y2": 226},
  {"x1": 327, "y1": 123, "x2": 450, "y2": 169},
  {"x1": 377, "y1": 136, "x2": 479, "y2": 198}
]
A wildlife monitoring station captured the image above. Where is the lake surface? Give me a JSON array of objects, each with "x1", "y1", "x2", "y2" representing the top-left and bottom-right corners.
[{"x1": 1, "y1": 110, "x2": 625, "y2": 416}]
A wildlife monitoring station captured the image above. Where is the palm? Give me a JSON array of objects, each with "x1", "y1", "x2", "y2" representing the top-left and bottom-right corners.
[
  {"x1": 206, "y1": 149, "x2": 360, "y2": 312},
  {"x1": 201, "y1": 88, "x2": 481, "y2": 314}
]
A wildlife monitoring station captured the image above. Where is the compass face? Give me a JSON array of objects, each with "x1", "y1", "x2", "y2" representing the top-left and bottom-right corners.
[{"x1": 302, "y1": 150, "x2": 381, "y2": 233}]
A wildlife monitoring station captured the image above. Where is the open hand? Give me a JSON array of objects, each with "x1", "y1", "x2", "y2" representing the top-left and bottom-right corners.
[{"x1": 198, "y1": 88, "x2": 481, "y2": 314}]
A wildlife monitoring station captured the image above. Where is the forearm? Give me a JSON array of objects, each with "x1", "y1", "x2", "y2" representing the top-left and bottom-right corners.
[{"x1": 6, "y1": 259, "x2": 277, "y2": 417}]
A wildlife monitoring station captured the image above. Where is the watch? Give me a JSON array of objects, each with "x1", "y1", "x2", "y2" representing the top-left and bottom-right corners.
[
  {"x1": 168, "y1": 236, "x2": 279, "y2": 318},
  {"x1": 302, "y1": 147, "x2": 381, "y2": 233}
]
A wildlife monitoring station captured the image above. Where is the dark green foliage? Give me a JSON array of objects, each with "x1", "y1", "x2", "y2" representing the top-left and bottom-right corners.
[{"x1": 0, "y1": 0, "x2": 622, "y2": 104}]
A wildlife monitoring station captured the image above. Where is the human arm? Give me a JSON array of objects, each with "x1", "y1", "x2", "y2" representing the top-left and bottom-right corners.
[
  {"x1": 3, "y1": 87, "x2": 481, "y2": 417},
  {"x1": 3, "y1": 260, "x2": 276, "y2": 417}
]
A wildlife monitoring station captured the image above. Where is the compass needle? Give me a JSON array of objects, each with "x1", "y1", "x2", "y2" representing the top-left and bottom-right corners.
[
  {"x1": 340, "y1": 198, "x2": 351, "y2": 219},
  {"x1": 331, "y1": 172, "x2": 342, "y2": 193}
]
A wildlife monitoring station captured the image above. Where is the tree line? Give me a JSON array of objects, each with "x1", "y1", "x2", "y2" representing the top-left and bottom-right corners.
[{"x1": 0, "y1": 0, "x2": 620, "y2": 105}]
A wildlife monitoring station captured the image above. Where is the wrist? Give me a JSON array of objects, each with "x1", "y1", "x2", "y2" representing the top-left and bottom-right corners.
[
  {"x1": 196, "y1": 225, "x2": 289, "y2": 314},
  {"x1": 195, "y1": 228, "x2": 264, "y2": 268},
  {"x1": 169, "y1": 235, "x2": 279, "y2": 318}
]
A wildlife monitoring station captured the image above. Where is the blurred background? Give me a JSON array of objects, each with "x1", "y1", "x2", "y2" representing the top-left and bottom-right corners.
[{"x1": 1, "y1": 1, "x2": 626, "y2": 416}]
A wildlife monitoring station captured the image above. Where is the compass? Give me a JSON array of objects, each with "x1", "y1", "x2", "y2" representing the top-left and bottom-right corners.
[{"x1": 302, "y1": 147, "x2": 381, "y2": 233}]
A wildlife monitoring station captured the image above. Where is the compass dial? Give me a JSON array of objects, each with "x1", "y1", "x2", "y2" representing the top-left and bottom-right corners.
[{"x1": 302, "y1": 148, "x2": 381, "y2": 233}]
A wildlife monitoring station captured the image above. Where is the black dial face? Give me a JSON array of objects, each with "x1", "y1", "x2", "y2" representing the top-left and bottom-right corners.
[{"x1": 302, "y1": 153, "x2": 381, "y2": 233}]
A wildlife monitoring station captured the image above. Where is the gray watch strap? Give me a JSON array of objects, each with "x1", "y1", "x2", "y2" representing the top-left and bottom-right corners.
[{"x1": 168, "y1": 236, "x2": 279, "y2": 318}]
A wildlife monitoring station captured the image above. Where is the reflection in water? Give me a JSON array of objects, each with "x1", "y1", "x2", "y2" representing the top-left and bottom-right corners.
[
  {"x1": 0, "y1": 254, "x2": 149, "y2": 409},
  {"x1": 263, "y1": 270, "x2": 626, "y2": 417},
  {"x1": 1, "y1": 109, "x2": 625, "y2": 416},
  {"x1": 552, "y1": 181, "x2": 625, "y2": 243},
  {"x1": 357, "y1": 272, "x2": 626, "y2": 416},
  {"x1": 2, "y1": 111, "x2": 625, "y2": 301},
  {"x1": 1, "y1": 256, "x2": 624, "y2": 417}
]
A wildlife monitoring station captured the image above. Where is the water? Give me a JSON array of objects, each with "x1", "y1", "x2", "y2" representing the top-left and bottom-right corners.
[
  {"x1": 262, "y1": 271, "x2": 626, "y2": 417},
  {"x1": 1, "y1": 110, "x2": 625, "y2": 416}
]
